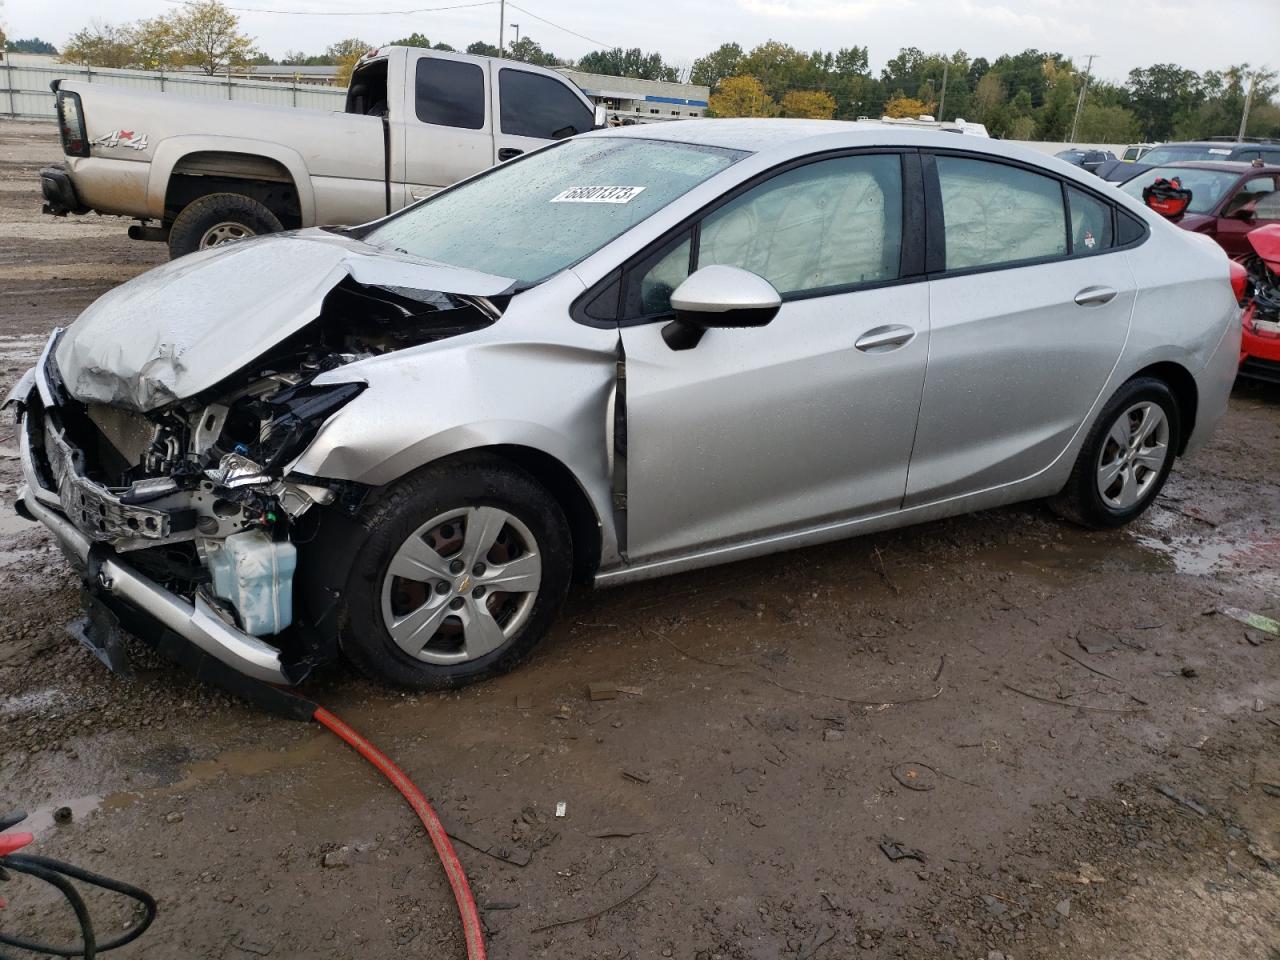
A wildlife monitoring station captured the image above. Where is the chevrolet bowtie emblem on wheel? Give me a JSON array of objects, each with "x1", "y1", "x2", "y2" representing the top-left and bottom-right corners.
[{"x1": 457, "y1": 576, "x2": 471, "y2": 593}]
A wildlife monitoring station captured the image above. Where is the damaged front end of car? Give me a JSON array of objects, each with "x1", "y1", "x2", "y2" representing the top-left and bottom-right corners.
[{"x1": 6, "y1": 234, "x2": 512, "y2": 686}]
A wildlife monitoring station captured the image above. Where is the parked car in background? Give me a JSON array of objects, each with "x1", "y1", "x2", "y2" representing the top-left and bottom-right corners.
[
  {"x1": 1055, "y1": 147, "x2": 1116, "y2": 174},
  {"x1": 9, "y1": 120, "x2": 1240, "y2": 691},
  {"x1": 1121, "y1": 143, "x2": 1159, "y2": 163},
  {"x1": 1095, "y1": 138, "x2": 1280, "y2": 184},
  {"x1": 40, "y1": 47, "x2": 602, "y2": 257},
  {"x1": 1119, "y1": 160, "x2": 1280, "y2": 258},
  {"x1": 1239, "y1": 223, "x2": 1280, "y2": 383}
]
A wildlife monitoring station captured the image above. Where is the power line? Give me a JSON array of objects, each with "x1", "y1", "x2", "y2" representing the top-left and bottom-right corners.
[
  {"x1": 505, "y1": 2, "x2": 616, "y2": 50},
  {"x1": 162, "y1": 0, "x2": 497, "y2": 16}
]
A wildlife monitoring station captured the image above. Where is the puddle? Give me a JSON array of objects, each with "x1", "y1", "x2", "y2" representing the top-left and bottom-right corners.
[
  {"x1": 19, "y1": 792, "x2": 135, "y2": 839},
  {"x1": 171, "y1": 732, "x2": 337, "y2": 791},
  {"x1": 970, "y1": 535, "x2": 1170, "y2": 584}
]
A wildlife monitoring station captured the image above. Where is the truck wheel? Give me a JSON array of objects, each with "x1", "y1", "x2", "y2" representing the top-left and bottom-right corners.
[{"x1": 167, "y1": 192, "x2": 283, "y2": 259}]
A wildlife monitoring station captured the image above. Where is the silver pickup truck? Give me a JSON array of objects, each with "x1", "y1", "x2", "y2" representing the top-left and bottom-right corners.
[{"x1": 40, "y1": 46, "x2": 602, "y2": 257}]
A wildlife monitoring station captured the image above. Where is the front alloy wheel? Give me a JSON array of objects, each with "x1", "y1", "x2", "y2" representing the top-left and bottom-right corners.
[{"x1": 337, "y1": 456, "x2": 572, "y2": 690}]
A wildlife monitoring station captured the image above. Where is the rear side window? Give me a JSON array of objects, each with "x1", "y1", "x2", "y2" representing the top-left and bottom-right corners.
[
  {"x1": 500, "y1": 68, "x2": 594, "y2": 139},
  {"x1": 1067, "y1": 186, "x2": 1113, "y2": 255},
  {"x1": 936, "y1": 156, "x2": 1066, "y2": 269},
  {"x1": 415, "y1": 58, "x2": 485, "y2": 129}
]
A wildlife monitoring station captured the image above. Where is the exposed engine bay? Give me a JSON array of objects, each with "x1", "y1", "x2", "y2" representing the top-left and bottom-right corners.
[
  {"x1": 20, "y1": 278, "x2": 495, "y2": 643},
  {"x1": 1243, "y1": 231, "x2": 1280, "y2": 334}
]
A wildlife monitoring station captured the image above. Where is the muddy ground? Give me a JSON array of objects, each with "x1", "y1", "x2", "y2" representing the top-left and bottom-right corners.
[{"x1": 1, "y1": 117, "x2": 1278, "y2": 959}]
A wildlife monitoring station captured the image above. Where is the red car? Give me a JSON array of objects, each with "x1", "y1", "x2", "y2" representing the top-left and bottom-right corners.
[
  {"x1": 1120, "y1": 160, "x2": 1280, "y2": 259},
  {"x1": 1240, "y1": 223, "x2": 1280, "y2": 382}
]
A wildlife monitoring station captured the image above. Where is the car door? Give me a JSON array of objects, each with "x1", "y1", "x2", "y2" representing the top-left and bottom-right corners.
[
  {"x1": 491, "y1": 66, "x2": 595, "y2": 165},
  {"x1": 617, "y1": 152, "x2": 930, "y2": 560},
  {"x1": 1215, "y1": 173, "x2": 1280, "y2": 258},
  {"x1": 904, "y1": 154, "x2": 1137, "y2": 506},
  {"x1": 399, "y1": 51, "x2": 494, "y2": 202}
]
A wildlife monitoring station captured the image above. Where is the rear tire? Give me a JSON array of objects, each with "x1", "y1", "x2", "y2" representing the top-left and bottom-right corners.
[
  {"x1": 337, "y1": 456, "x2": 573, "y2": 691},
  {"x1": 1049, "y1": 377, "x2": 1180, "y2": 529},
  {"x1": 167, "y1": 192, "x2": 282, "y2": 259}
]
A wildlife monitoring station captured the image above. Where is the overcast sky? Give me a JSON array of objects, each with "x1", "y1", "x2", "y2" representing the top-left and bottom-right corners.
[{"x1": 6, "y1": 0, "x2": 1278, "y2": 84}]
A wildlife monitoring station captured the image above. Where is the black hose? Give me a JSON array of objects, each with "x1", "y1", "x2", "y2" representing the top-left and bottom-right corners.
[{"x1": 0, "y1": 851, "x2": 156, "y2": 958}]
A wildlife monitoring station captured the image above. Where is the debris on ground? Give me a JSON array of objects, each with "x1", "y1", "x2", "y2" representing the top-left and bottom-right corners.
[
  {"x1": 555, "y1": 801, "x2": 567, "y2": 818},
  {"x1": 1221, "y1": 607, "x2": 1280, "y2": 637},
  {"x1": 588, "y1": 683, "x2": 618, "y2": 701},
  {"x1": 891, "y1": 762, "x2": 938, "y2": 791},
  {"x1": 879, "y1": 838, "x2": 926, "y2": 863},
  {"x1": 1155, "y1": 783, "x2": 1209, "y2": 817}
]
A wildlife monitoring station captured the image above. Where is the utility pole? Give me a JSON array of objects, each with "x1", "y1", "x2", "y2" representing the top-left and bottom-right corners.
[
  {"x1": 1069, "y1": 53, "x2": 1096, "y2": 144},
  {"x1": 498, "y1": 0, "x2": 505, "y2": 56},
  {"x1": 938, "y1": 61, "x2": 949, "y2": 121},
  {"x1": 1238, "y1": 71, "x2": 1257, "y2": 140}
]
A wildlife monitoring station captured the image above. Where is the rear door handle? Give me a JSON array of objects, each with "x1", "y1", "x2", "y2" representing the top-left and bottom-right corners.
[
  {"x1": 1074, "y1": 285, "x2": 1118, "y2": 306},
  {"x1": 498, "y1": 147, "x2": 524, "y2": 162},
  {"x1": 855, "y1": 324, "x2": 916, "y2": 353}
]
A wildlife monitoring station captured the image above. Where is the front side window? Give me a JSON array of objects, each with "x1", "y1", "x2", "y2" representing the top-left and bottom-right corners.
[
  {"x1": 1067, "y1": 186, "x2": 1113, "y2": 254},
  {"x1": 500, "y1": 69, "x2": 594, "y2": 140},
  {"x1": 415, "y1": 57, "x2": 485, "y2": 129},
  {"x1": 628, "y1": 154, "x2": 903, "y2": 316},
  {"x1": 366, "y1": 137, "x2": 745, "y2": 283},
  {"x1": 1225, "y1": 175, "x2": 1280, "y2": 220},
  {"x1": 1119, "y1": 166, "x2": 1242, "y2": 214},
  {"x1": 936, "y1": 156, "x2": 1067, "y2": 270}
]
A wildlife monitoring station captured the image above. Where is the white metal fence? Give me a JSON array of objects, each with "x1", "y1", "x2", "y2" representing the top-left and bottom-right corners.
[{"x1": 0, "y1": 56, "x2": 347, "y2": 119}]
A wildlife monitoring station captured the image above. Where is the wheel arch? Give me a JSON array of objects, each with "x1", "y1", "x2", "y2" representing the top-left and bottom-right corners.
[
  {"x1": 147, "y1": 138, "x2": 315, "y2": 226},
  {"x1": 1129, "y1": 360, "x2": 1197, "y2": 454}
]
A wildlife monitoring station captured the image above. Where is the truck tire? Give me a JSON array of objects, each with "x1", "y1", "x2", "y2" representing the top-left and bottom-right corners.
[{"x1": 167, "y1": 192, "x2": 283, "y2": 259}]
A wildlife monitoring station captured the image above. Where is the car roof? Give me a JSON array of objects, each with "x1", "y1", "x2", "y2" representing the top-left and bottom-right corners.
[{"x1": 1141, "y1": 159, "x2": 1280, "y2": 174}]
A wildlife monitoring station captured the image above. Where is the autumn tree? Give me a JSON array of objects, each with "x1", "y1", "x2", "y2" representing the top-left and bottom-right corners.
[
  {"x1": 780, "y1": 90, "x2": 836, "y2": 119},
  {"x1": 128, "y1": 16, "x2": 180, "y2": 70},
  {"x1": 61, "y1": 21, "x2": 135, "y2": 68},
  {"x1": 883, "y1": 95, "x2": 928, "y2": 119},
  {"x1": 708, "y1": 75, "x2": 777, "y2": 117},
  {"x1": 170, "y1": 0, "x2": 257, "y2": 75}
]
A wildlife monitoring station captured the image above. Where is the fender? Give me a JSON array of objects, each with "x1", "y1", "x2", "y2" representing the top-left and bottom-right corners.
[{"x1": 146, "y1": 135, "x2": 317, "y2": 224}]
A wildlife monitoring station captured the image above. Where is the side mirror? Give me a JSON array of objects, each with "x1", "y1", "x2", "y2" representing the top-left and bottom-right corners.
[
  {"x1": 593, "y1": 104, "x2": 608, "y2": 129},
  {"x1": 662, "y1": 265, "x2": 782, "y2": 351}
]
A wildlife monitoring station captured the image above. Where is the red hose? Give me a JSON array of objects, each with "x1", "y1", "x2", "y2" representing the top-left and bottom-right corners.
[{"x1": 312, "y1": 706, "x2": 486, "y2": 960}]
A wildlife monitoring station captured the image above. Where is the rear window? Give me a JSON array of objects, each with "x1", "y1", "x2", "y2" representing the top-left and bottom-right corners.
[
  {"x1": 1119, "y1": 166, "x2": 1242, "y2": 214},
  {"x1": 415, "y1": 57, "x2": 485, "y2": 130},
  {"x1": 499, "y1": 68, "x2": 594, "y2": 140},
  {"x1": 1140, "y1": 144, "x2": 1235, "y2": 165}
]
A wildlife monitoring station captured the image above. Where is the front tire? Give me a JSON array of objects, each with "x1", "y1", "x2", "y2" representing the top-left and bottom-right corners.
[
  {"x1": 337, "y1": 457, "x2": 573, "y2": 690},
  {"x1": 1049, "y1": 377, "x2": 1180, "y2": 529},
  {"x1": 167, "y1": 192, "x2": 283, "y2": 259}
]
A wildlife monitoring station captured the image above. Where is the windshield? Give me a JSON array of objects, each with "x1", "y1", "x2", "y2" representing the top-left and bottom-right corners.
[
  {"x1": 1140, "y1": 144, "x2": 1238, "y2": 165},
  {"x1": 1120, "y1": 166, "x2": 1241, "y2": 214},
  {"x1": 365, "y1": 137, "x2": 748, "y2": 283}
]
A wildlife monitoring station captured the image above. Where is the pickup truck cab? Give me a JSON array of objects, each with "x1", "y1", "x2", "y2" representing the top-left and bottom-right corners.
[{"x1": 41, "y1": 47, "x2": 601, "y2": 257}]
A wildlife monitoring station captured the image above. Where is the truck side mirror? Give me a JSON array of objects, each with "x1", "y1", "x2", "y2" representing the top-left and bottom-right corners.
[{"x1": 593, "y1": 104, "x2": 608, "y2": 129}]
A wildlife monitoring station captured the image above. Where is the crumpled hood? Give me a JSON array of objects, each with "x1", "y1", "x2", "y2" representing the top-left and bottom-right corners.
[{"x1": 54, "y1": 230, "x2": 515, "y2": 412}]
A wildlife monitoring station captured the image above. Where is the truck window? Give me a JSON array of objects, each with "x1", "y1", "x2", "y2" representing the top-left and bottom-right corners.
[
  {"x1": 499, "y1": 68, "x2": 594, "y2": 139},
  {"x1": 416, "y1": 58, "x2": 485, "y2": 129},
  {"x1": 346, "y1": 59, "x2": 389, "y2": 116}
]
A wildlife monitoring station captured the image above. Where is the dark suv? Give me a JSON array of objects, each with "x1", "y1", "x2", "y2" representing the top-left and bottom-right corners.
[{"x1": 1094, "y1": 139, "x2": 1280, "y2": 184}]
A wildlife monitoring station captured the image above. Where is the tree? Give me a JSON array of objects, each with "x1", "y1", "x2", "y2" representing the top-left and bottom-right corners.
[
  {"x1": 1125, "y1": 63, "x2": 1203, "y2": 140},
  {"x1": 466, "y1": 41, "x2": 500, "y2": 57},
  {"x1": 1076, "y1": 103, "x2": 1140, "y2": 142},
  {"x1": 883, "y1": 95, "x2": 928, "y2": 119},
  {"x1": 507, "y1": 36, "x2": 558, "y2": 66},
  {"x1": 61, "y1": 21, "x2": 134, "y2": 68},
  {"x1": 321, "y1": 38, "x2": 372, "y2": 85},
  {"x1": 780, "y1": 90, "x2": 836, "y2": 119},
  {"x1": 738, "y1": 40, "x2": 810, "y2": 101},
  {"x1": 170, "y1": 0, "x2": 257, "y2": 75},
  {"x1": 691, "y1": 42, "x2": 742, "y2": 89},
  {"x1": 390, "y1": 32, "x2": 432, "y2": 48},
  {"x1": 1035, "y1": 65, "x2": 1077, "y2": 140},
  {"x1": 576, "y1": 47, "x2": 677, "y2": 81},
  {"x1": 127, "y1": 16, "x2": 180, "y2": 70},
  {"x1": 971, "y1": 72, "x2": 1005, "y2": 126},
  {"x1": 708, "y1": 75, "x2": 777, "y2": 117},
  {"x1": 987, "y1": 48, "x2": 1067, "y2": 109},
  {"x1": 6, "y1": 37, "x2": 59, "y2": 54}
]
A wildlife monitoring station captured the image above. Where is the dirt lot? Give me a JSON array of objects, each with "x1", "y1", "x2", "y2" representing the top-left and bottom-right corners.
[{"x1": 2, "y1": 117, "x2": 1279, "y2": 959}]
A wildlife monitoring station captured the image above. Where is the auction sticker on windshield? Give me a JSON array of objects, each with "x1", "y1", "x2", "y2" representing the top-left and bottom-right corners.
[{"x1": 550, "y1": 186, "x2": 646, "y2": 203}]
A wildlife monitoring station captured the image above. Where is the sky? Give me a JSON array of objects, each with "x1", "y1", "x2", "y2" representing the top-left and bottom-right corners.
[{"x1": 5, "y1": 0, "x2": 1278, "y2": 85}]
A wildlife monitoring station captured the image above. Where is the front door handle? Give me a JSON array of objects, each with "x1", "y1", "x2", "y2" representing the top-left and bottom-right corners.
[
  {"x1": 855, "y1": 324, "x2": 916, "y2": 353},
  {"x1": 498, "y1": 147, "x2": 524, "y2": 162},
  {"x1": 1074, "y1": 285, "x2": 1118, "y2": 306}
]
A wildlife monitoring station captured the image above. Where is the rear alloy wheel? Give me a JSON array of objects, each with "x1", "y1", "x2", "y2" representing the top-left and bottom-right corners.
[
  {"x1": 338, "y1": 457, "x2": 572, "y2": 690},
  {"x1": 1049, "y1": 377, "x2": 1180, "y2": 529},
  {"x1": 166, "y1": 192, "x2": 283, "y2": 259}
]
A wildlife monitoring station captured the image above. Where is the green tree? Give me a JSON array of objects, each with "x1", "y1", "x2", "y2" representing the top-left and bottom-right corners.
[
  {"x1": 169, "y1": 0, "x2": 257, "y2": 75},
  {"x1": 780, "y1": 89, "x2": 837, "y2": 119},
  {"x1": 6, "y1": 37, "x2": 59, "y2": 54},
  {"x1": 576, "y1": 47, "x2": 677, "y2": 81},
  {"x1": 1076, "y1": 103, "x2": 1141, "y2": 142},
  {"x1": 390, "y1": 32, "x2": 432, "y2": 48},
  {"x1": 988, "y1": 48, "x2": 1067, "y2": 109},
  {"x1": 708, "y1": 75, "x2": 777, "y2": 117},
  {"x1": 466, "y1": 41, "x2": 500, "y2": 57},
  {"x1": 507, "y1": 36, "x2": 559, "y2": 66},
  {"x1": 1125, "y1": 63, "x2": 1203, "y2": 140},
  {"x1": 738, "y1": 39, "x2": 810, "y2": 101},
  {"x1": 1035, "y1": 65, "x2": 1078, "y2": 140},
  {"x1": 691, "y1": 42, "x2": 742, "y2": 89},
  {"x1": 61, "y1": 21, "x2": 134, "y2": 68}
]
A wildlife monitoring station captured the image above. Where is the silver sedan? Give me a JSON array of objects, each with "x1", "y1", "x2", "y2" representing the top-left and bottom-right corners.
[{"x1": 9, "y1": 119, "x2": 1241, "y2": 690}]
